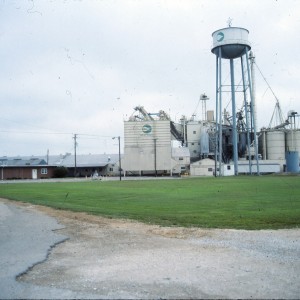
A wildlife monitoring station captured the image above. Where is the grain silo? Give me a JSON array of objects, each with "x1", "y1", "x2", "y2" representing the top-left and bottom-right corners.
[
  {"x1": 286, "y1": 130, "x2": 300, "y2": 153},
  {"x1": 266, "y1": 130, "x2": 286, "y2": 160}
]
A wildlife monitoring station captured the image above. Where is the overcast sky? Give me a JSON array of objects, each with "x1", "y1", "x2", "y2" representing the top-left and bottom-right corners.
[{"x1": 1, "y1": 0, "x2": 299, "y2": 156}]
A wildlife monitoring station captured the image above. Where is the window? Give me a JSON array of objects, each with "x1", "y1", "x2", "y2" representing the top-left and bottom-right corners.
[
  {"x1": 227, "y1": 165, "x2": 231, "y2": 170},
  {"x1": 179, "y1": 157, "x2": 183, "y2": 160},
  {"x1": 208, "y1": 168, "x2": 213, "y2": 172},
  {"x1": 191, "y1": 143, "x2": 194, "y2": 145},
  {"x1": 193, "y1": 131, "x2": 196, "y2": 134},
  {"x1": 193, "y1": 150, "x2": 197, "y2": 153},
  {"x1": 109, "y1": 168, "x2": 113, "y2": 171},
  {"x1": 41, "y1": 168, "x2": 48, "y2": 175}
]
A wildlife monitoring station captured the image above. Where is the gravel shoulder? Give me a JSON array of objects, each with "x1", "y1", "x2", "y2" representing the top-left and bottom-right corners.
[{"x1": 1, "y1": 199, "x2": 300, "y2": 299}]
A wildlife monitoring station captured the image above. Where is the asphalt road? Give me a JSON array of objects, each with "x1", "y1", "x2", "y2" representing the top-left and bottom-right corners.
[{"x1": 0, "y1": 201, "x2": 97, "y2": 299}]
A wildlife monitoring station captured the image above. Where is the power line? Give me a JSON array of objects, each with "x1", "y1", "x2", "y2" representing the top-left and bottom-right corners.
[
  {"x1": 0, "y1": 117, "x2": 70, "y2": 134},
  {"x1": 0, "y1": 130, "x2": 123, "y2": 139},
  {"x1": 254, "y1": 61, "x2": 285, "y2": 126},
  {"x1": 254, "y1": 61, "x2": 280, "y2": 102},
  {"x1": 0, "y1": 130, "x2": 71, "y2": 135},
  {"x1": 0, "y1": 119, "x2": 123, "y2": 138}
]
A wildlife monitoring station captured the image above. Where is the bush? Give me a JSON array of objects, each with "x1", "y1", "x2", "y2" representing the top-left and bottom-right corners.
[{"x1": 53, "y1": 166, "x2": 68, "y2": 178}]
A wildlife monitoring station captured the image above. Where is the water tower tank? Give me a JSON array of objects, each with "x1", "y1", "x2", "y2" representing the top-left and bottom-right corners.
[{"x1": 211, "y1": 27, "x2": 251, "y2": 59}]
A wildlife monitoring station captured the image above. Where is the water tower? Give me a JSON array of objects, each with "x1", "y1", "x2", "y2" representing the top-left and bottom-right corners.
[{"x1": 211, "y1": 24, "x2": 260, "y2": 175}]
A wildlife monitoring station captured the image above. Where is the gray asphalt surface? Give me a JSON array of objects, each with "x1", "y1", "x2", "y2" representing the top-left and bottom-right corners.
[{"x1": 0, "y1": 201, "x2": 96, "y2": 299}]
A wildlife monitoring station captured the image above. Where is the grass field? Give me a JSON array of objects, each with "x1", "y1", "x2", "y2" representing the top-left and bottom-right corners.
[{"x1": 0, "y1": 176, "x2": 299, "y2": 230}]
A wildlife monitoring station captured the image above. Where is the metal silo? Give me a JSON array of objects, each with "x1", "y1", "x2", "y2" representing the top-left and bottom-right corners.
[
  {"x1": 286, "y1": 130, "x2": 300, "y2": 153},
  {"x1": 285, "y1": 111, "x2": 299, "y2": 172},
  {"x1": 211, "y1": 25, "x2": 259, "y2": 175},
  {"x1": 286, "y1": 151, "x2": 299, "y2": 173},
  {"x1": 200, "y1": 126, "x2": 209, "y2": 155},
  {"x1": 266, "y1": 131, "x2": 285, "y2": 160}
]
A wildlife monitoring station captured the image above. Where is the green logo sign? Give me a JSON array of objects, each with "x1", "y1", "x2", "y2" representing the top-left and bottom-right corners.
[
  {"x1": 142, "y1": 124, "x2": 152, "y2": 134},
  {"x1": 217, "y1": 32, "x2": 224, "y2": 42}
]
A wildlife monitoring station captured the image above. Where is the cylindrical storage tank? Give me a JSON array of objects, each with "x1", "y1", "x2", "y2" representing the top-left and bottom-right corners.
[
  {"x1": 266, "y1": 131, "x2": 285, "y2": 160},
  {"x1": 200, "y1": 127, "x2": 209, "y2": 155},
  {"x1": 211, "y1": 27, "x2": 251, "y2": 59},
  {"x1": 286, "y1": 151, "x2": 299, "y2": 173},
  {"x1": 286, "y1": 130, "x2": 300, "y2": 153},
  {"x1": 258, "y1": 130, "x2": 267, "y2": 160},
  {"x1": 238, "y1": 132, "x2": 247, "y2": 156}
]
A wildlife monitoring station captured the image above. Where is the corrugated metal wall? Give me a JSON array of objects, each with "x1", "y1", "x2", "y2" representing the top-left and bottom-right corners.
[{"x1": 123, "y1": 120, "x2": 172, "y2": 173}]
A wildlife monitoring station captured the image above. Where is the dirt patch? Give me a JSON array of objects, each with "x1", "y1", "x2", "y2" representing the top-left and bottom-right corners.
[
  {"x1": 5, "y1": 199, "x2": 213, "y2": 239},
  {"x1": 2, "y1": 199, "x2": 300, "y2": 299}
]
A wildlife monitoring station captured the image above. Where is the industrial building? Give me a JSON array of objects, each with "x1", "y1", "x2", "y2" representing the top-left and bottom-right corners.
[
  {"x1": 121, "y1": 23, "x2": 299, "y2": 177},
  {"x1": 121, "y1": 105, "x2": 298, "y2": 177},
  {"x1": 122, "y1": 106, "x2": 190, "y2": 176}
]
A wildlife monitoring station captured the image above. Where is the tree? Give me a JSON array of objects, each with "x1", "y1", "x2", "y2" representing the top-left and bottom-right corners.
[{"x1": 53, "y1": 166, "x2": 68, "y2": 178}]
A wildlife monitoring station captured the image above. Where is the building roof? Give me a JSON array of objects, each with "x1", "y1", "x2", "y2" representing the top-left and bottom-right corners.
[
  {"x1": 0, "y1": 154, "x2": 121, "y2": 168},
  {"x1": 54, "y1": 154, "x2": 120, "y2": 167},
  {"x1": 190, "y1": 158, "x2": 215, "y2": 166},
  {"x1": 0, "y1": 158, "x2": 47, "y2": 167}
]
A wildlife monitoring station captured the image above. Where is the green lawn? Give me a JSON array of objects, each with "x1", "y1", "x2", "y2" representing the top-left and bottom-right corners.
[{"x1": 0, "y1": 176, "x2": 299, "y2": 229}]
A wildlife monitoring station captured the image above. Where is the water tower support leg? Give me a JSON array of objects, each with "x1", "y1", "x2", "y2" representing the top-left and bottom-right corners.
[
  {"x1": 215, "y1": 55, "x2": 219, "y2": 177},
  {"x1": 230, "y1": 58, "x2": 238, "y2": 175},
  {"x1": 245, "y1": 50, "x2": 260, "y2": 175},
  {"x1": 241, "y1": 55, "x2": 252, "y2": 174},
  {"x1": 218, "y1": 48, "x2": 223, "y2": 175}
]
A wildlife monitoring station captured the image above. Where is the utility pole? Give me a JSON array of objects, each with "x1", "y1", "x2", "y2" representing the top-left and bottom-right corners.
[
  {"x1": 118, "y1": 136, "x2": 121, "y2": 181},
  {"x1": 113, "y1": 136, "x2": 122, "y2": 181},
  {"x1": 73, "y1": 134, "x2": 77, "y2": 177},
  {"x1": 154, "y1": 138, "x2": 157, "y2": 177},
  {"x1": 46, "y1": 149, "x2": 49, "y2": 164},
  {"x1": 1, "y1": 162, "x2": 6, "y2": 180}
]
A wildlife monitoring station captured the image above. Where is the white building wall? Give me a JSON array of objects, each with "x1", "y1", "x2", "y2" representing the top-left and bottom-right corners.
[
  {"x1": 222, "y1": 164, "x2": 235, "y2": 176},
  {"x1": 238, "y1": 162, "x2": 281, "y2": 174},
  {"x1": 186, "y1": 121, "x2": 202, "y2": 159},
  {"x1": 190, "y1": 158, "x2": 215, "y2": 176},
  {"x1": 190, "y1": 159, "x2": 234, "y2": 176},
  {"x1": 171, "y1": 147, "x2": 190, "y2": 174}
]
